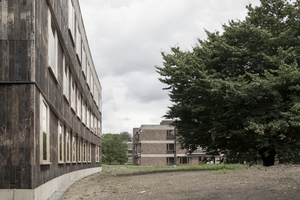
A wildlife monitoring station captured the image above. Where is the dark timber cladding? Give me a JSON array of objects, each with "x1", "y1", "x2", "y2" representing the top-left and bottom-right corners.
[
  {"x1": 0, "y1": 0, "x2": 102, "y2": 196},
  {"x1": 0, "y1": 0, "x2": 35, "y2": 189}
]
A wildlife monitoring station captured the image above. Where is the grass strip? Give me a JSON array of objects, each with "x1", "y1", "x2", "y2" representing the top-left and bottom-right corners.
[{"x1": 101, "y1": 164, "x2": 260, "y2": 176}]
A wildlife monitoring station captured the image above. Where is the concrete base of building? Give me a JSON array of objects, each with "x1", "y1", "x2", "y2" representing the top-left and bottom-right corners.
[{"x1": 0, "y1": 167, "x2": 102, "y2": 200}]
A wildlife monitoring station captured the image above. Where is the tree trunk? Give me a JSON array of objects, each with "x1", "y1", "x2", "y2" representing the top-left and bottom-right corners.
[{"x1": 258, "y1": 148, "x2": 276, "y2": 166}]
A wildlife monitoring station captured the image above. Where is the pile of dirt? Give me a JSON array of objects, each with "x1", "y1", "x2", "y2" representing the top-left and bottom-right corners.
[{"x1": 60, "y1": 165, "x2": 300, "y2": 200}]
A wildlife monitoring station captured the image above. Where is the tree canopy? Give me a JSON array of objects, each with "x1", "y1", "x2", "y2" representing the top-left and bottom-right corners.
[
  {"x1": 156, "y1": 0, "x2": 300, "y2": 166},
  {"x1": 119, "y1": 132, "x2": 132, "y2": 142},
  {"x1": 102, "y1": 134, "x2": 128, "y2": 164}
]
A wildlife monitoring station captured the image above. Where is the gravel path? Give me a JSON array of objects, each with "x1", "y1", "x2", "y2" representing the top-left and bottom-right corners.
[{"x1": 60, "y1": 165, "x2": 300, "y2": 200}]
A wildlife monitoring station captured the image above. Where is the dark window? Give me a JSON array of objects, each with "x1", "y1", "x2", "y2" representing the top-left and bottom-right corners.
[
  {"x1": 167, "y1": 157, "x2": 174, "y2": 165},
  {"x1": 180, "y1": 157, "x2": 189, "y2": 164},
  {"x1": 167, "y1": 130, "x2": 174, "y2": 139},
  {"x1": 167, "y1": 144, "x2": 175, "y2": 153}
]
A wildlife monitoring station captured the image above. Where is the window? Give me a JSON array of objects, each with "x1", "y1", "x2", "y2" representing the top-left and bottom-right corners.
[
  {"x1": 68, "y1": 0, "x2": 75, "y2": 42},
  {"x1": 91, "y1": 114, "x2": 94, "y2": 133},
  {"x1": 66, "y1": 129, "x2": 71, "y2": 162},
  {"x1": 93, "y1": 84, "x2": 96, "y2": 102},
  {"x1": 75, "y1": 85, "x2": 77, "y2": 112},
  {"x1": 96, "y1": 87, "x2": 99, "y2": 100},
  {"x1": 179, "y1": 157, "x2": 189, "y2": 164},
  {"x1": 58, "y1": 121, "x2": 64, "y2": 163},
  {"x1": 63, "y1": 57, "x2": 70, "y2": 101},
  {"x1": 77, "y1": 92, "x2": 81, "y2": 119},
  {"x1": 94, "y1": 116, "x2": 97, "y2": 134},
  {"x1": 48, "y1": 9, "x2": 58, "y2": 78},
  {"x1": 91, "y1": 115, "x2": 97, "y2": 133},
  {"x1": 167, "y1": 130, "x2": 175, "y2": 139},
  {"x1": 82, "y1": 48, "x2": 86, "y2": 77},
  {"x1": 167, "y1": 144, "x2": 175, "y2": 152},
  {"x1": 40, "y1": 95, "x2": 50, "y2": 164},
  {"x1": 78, "y1": 137, "x2": 82, "y2": 162},
  {"x1": 82, "y1": 101, "x2": 86, "y2": 125},
  {"x1": 83, "y1": 140, "x2": 86, "y2": 162},
  {"x1": 97, "y1": 120, "x2": 101, "y2": 136},
  {"x1": 90, "y1": 111, "x2": 92, "y2": 130},
  {"x1": 71, "y1": 75, "x2": 76, "y2": 111},
  {"x1": 76, "y1": 24, "x2": 82, "y2": 62},
  {"x1": 167, "y1": 157, "x2": 174, "y2": 165},
  {"x1": 87, "y1": 63, "x2": 90, "y2": 88},
  {"x1": 99, "y1": 91, "x2": 102, "y2": 112},
  {"x1": 95, "y1": 146, "x2": 99, "y2": 162},
  {"x1": 94, "y1": 88, "x2": 98, "y2": 107},
  {"x1": 87, "y1": 142, "x2": 91, "y2": 162},
  {"x1": 87, "y1": 108, "x2": 90, "y2": 129},
  {"x1": 72, "y1": 133, "x2": 76, "y2": 163},
  {"x1": 91, "y1": 76, "x2": 94, "y2": 96}
]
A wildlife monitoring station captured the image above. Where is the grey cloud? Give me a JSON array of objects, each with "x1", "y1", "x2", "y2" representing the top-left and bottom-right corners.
[
  {"x1": 121, "y1": 72, "x2": 169, "y2": 103},
  {"x1": 78, "y1": 0, "x2": 262, "y2": 133}
]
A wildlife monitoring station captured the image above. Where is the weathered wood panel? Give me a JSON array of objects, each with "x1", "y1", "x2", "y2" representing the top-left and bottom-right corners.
[
  {"x1": 11, "y1": 85, "x2": 19, "y2": 166},
  {"x1": 0, "y1": 40, "x2": 32, "y2": 82},
  {"x1": 0, "y1": 41, "x2": 9, "y2": 80},
  {"x1": 0, "y1": 86, "x2": 5, "y2": 167},
  {"x1": 0, "y1": 0, "x2": 102, "y2": 191},
  {"x1": 3, "y1": 166, "x2": 10, "y2": 189},
  {"x1": 0, "y1": 0, "x2": 34, "y2": 40},
  {"x1": 0, "y1": 166, "x2": 3, "y2": 188},
  {"x1": 0, "y1": 85, "x2": 34, "y2": 189}
]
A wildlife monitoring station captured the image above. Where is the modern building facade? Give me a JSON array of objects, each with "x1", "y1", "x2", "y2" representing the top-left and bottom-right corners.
[
  {"x1": 132, "y1": 120, "x2": 220, "y2": 166},
  {"x1": 0, "y1": 0, "x2": 102, "y2": 199}
]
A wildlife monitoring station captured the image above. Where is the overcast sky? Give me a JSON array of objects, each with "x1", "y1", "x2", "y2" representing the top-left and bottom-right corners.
[{"x1": 77, "y1": 0, "x2": 261, "y2": 134}]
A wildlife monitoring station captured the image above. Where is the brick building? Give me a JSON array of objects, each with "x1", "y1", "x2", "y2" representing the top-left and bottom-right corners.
[
  {"x1": 133, "y1": 120, "x2": 220, "y2": 166},
  {"x1": 0, "y1": 0, "x2": 102, "y2": 199},
  {"x1": 127, "y1": 142, "x2": 133, "y2": 163}
]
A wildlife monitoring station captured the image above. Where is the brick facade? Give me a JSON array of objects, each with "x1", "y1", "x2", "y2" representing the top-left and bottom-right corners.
[
  {"x1": 133, "y1": 120, "x2": 211, "y2": 166},
  {"x1": 140, "y1": 157, "x2": 169, "y2": 166}
]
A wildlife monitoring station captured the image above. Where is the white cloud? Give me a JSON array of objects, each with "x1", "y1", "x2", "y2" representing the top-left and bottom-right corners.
[{"x1": 78, "y1": 0, "x2": 261, "y2": 134}]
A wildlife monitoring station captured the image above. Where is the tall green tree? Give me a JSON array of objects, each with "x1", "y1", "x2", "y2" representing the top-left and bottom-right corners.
[
  {"x1": 156, "y1": 0, "x2": 300, "y2": 166},
  {"x1": 119, "y1": 132, "x2": 132, "y2": 142},
  {"x1": 102, "y1": 134, "x2": 128, "y2": 164}
]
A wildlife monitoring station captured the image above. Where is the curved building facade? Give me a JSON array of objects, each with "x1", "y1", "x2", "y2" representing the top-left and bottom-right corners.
[{"x1": 0, "y1": 0, "x2": 102, "y2": 199}]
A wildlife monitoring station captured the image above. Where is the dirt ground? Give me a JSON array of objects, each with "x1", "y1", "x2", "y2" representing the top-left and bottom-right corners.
[{"x1": 60, "y1": 165, "x2": 300, "y2": 200}]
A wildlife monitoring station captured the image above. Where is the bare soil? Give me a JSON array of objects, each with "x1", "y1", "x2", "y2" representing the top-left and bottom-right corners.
[{"x1": 60, "y1": 165, "x2": 300, "y2": 200}]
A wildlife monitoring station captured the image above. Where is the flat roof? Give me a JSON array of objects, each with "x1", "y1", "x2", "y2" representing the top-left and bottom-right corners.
[{"x1": 140, "y1": 124, "x2": 174, "y2": 130}]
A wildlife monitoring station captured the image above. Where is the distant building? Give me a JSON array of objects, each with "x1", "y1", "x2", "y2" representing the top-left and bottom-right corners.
[
  {"x1": 0, "y1": 0, "x2": 102, "y2": 199},
  {"x1": 127, "y1": 142, "x2": 133, "y2": 163},
  {"x1": 132, "y1": 120, "x2": 220, "y2": 166}
]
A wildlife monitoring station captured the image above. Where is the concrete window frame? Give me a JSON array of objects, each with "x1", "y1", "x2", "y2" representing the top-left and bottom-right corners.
[
  {"x1": 40, "y1": 94, "x2": 51, "y2": 165},
  {"x1": 70, "y1": 75, "x2": 76, "y2": 112},
  {"x1": 95, "y1": 146, "x2": 100, "y2": 163},
  {"x1": 58, "y1": 121, "x2": 65, "y2": 164},
  {"x1": 78, "y1": 137, "x2": 82, "y2": 162},
  {"x1": 68, "y1": 0, "x2": 75, "y2": 44},
  {"x1": 76, "y1": 23, "x2": 82, "y2": 63},
  {"x1": 63, "y1": 56, "x2": 70, "y2": 102},
  {"x1": 72, "y1": 133, "x2": 77, "y2": 163},
  {"x1": 66, "y1": 129, "x2": 71, "y2": 163},
  {"x1": 48, "y1": 8, "x2": 58, "y2": 82},
  {"x1": 77, "y1": 92, "x2": 81, "y2": 119},
  {"x1": 88, "y1": 142, "x2": 91, "y2": 163},
  {"x1": 83, "y1": 140, "x2": 87, "y2": 162}
]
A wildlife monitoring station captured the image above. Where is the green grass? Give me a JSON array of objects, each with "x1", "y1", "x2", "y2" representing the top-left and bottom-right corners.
[{"x1": 102, "y1": 163, "x2": 257, "y2": 175}]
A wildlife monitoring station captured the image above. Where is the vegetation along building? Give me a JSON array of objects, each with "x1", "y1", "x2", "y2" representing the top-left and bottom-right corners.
[
  {"x1": 132, "y1": 120, "x2": 220, "y2": 166},
  {"x1": 0, "y1": 0, "x2": 102, "y2": 199}
]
